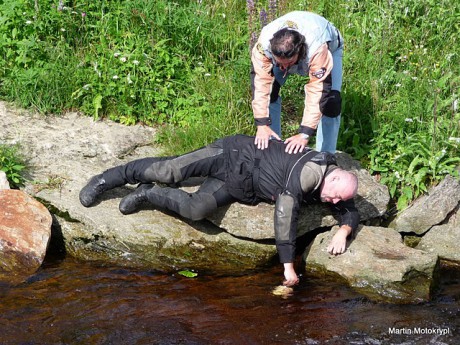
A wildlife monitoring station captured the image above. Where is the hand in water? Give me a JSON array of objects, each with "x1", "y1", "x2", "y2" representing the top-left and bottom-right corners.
[{"x1": 283, "y1": 262, "x2": 299, "y2": 287}]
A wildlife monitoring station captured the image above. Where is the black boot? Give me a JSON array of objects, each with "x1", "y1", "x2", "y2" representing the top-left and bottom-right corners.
[
  {"x1": 119, "y1": 183, "x2": 155, "y2": 215},
  {"x1": 79, "y1": 174, "x2": 107, "y2": 207}
]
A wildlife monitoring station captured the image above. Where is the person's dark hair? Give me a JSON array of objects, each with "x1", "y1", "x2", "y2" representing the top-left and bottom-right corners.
[{"x1": 269, "y1": 28, "x2": 307, "y2": 59}]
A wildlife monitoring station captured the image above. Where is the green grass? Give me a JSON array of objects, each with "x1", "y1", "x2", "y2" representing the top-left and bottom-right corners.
[{"x1": 0, "y1": 0, "x2": 459, "y2": 210}]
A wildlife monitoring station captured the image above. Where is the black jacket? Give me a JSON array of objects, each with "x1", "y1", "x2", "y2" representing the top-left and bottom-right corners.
[{"x1": 223, "y1": 135, "x2": 359, "y2": 263}]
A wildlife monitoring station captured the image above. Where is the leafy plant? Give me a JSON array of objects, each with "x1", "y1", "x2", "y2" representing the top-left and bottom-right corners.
[
  {"x1": 369, "y1": 124, "x2": 460, "y2": 211},
  {"x1": 0, "y1": 144, "x2": 26, "y2": 188}
]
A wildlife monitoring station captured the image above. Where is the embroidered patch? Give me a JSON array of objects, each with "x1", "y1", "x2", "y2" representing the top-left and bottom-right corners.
[
  {"x1": 311, "y1": 67, "x2": 326, "y2": 79},
  {"x1": 256, "y1": 43, "x2": 265, "y2": 55},
  {"x1": 283, "y1": 20, "x2": 298, "y2": 30}
]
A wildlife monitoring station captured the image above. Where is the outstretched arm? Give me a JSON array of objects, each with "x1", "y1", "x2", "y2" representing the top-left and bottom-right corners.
[{"x1": 274, "y1": 192, "x2": 301, "y2": 286}]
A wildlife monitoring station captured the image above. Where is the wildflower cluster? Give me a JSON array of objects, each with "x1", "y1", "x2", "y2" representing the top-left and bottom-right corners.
[{"x1": 246, "y1": 0, "x2": 287, "y2": 51}]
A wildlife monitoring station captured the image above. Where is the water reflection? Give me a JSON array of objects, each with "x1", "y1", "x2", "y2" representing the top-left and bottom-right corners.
[{"x1": 0, "y1": 257, "x2": 458, "y2": 344}]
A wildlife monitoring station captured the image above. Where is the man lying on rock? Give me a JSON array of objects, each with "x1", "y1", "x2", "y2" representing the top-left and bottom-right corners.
[{"x1": 79, "y1": 134, "x2": 359, "y2": 287}]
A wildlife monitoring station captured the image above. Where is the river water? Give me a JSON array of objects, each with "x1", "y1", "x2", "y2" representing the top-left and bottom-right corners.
[{"x1": 0, "y1": 254, "x2": 458, "y2": 345}]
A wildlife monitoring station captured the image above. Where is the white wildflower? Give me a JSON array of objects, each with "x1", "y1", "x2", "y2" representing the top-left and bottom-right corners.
[
  {"x1": 120, "y1": 57, "x2": 127, "y2": 63},
  {"x1": 133, "y1": 60, "x2": 140, "y2": 65},
  {"x1": 112, "y1": 75, "x2": 119, "y2": 80},
  {"x1": 412, "y1": 77, "x2": 418, "y2": 81},
  {"x1": 83, "y1": 84, "x2": 91, "y2": 90},
  {"x1": 93, "y1": 62, "x2": 101, "y2": 78},
  {"x1": 26, "y1": 20, "x2": 33, "y2": 25},
  {"x1": 405, "y1": 118, "x2": 413, "y2": 122},
  {"x1": 204, "y1": 73, "x2": 211, "y2": 77},
  {"x1": 114, "y1": 52, "x2": 121, "y2": 58},
  {"x1": 60, "y1": 28, "x2": 66, "y2": 32},
  {"x1": 395, "y1": 83, "x2": 401, "y2": 87}
]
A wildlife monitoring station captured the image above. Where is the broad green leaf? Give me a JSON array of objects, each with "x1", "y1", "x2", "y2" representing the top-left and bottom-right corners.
[{"x1": 178, "y1": 270, "x2": 198, "y2": 278}]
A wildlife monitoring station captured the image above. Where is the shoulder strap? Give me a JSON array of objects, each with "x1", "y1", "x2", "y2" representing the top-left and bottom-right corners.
[{"x1": 284, "y1": 150, "x2": 319, "y2": 190}]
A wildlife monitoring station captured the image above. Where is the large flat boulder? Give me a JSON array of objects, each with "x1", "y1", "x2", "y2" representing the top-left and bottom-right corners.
[
  {"x1": 0, "y1": 190, "x2": 52, "y2": 284},
  {"x1": 304, "y1": 226, "x2": 439, "y2": 304},
  {"x1": 0, "y1": 103, "x2": 276, "y2": 273}
]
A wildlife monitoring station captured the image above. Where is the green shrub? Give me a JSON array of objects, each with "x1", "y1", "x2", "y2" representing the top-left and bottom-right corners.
[{"x1": 0, "y1": 144, "x2": 26, "y2": 188}]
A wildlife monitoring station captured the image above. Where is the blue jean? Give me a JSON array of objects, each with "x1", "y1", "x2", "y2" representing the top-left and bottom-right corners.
[{"x1": 269, "y1": 43, "x2": 343, "y2": 153}]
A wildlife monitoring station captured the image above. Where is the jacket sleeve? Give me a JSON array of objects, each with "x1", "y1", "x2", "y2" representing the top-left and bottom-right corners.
[
  {"x1": 299, "y1": 43, "x2": 334, "y2": 136},
  {"x1": 331, "y1": 199, "x2": 360, "y2": 238},
  {"x1": 274, "y1": 190, "x2": 301, "y2": 263},
  {"x1": 251, "y1": 43, "x2": 275, "y2": 122}
]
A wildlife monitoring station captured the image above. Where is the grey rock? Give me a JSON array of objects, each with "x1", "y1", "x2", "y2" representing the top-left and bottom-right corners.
[
  {"x1": 416, "y1": 209, "x2": 460, "y2": 264},
  {"x1": 0, "y1": 102, "x2": 276, "y2": 273},
  {"x1": 305, "y1": 226, "x2": 439, "y2": 304},
  {"x1": 390, "y1": 175, "x2": 460, "y2": 234}
]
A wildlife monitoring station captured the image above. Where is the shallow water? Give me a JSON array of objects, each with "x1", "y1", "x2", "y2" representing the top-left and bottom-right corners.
[{"x1": 0, "y1": 256, "x2": 459, "y2": 345}]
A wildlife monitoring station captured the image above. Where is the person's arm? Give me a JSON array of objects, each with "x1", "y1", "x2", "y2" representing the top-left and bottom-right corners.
[
  {"x1": 284, "y1": 43, "x2": 333, "y2": 154},
  {"x1": 251, "y1": 43, "x2": 281, "y2": 149},
  {"x1": 327, "y1": 224, "x2": 352, "y2": 255},
  {"x1": 327, "y1": 199, "x2": 360, "y2": 255},
  {"x1": 274, "y1": 191, "x2": 301, "y2": 286}
]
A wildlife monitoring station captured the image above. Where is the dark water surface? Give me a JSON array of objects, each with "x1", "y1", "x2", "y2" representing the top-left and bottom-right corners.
[{"x1": 0, "y1": 257, "x2": 459, "y2": 345}]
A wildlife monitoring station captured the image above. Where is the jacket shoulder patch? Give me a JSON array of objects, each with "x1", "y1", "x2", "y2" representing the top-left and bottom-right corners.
[
  {"x1": 311, "y1": 67, "x2": 326, "y2": 79},
  {"x1": 283, "y1": 20, "x2": 299, "y2": 30},
  {"x1": 256, "y1": 43, "x2": 265, "y2": 55}
]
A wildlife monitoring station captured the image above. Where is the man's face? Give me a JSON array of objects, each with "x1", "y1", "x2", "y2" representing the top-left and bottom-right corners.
[
  {"x1": 273, "y1": 54, "x2": 299, "y2": 71},
  {"x1": 320, "y1": 177, "x2": 355, "y2": 204}
]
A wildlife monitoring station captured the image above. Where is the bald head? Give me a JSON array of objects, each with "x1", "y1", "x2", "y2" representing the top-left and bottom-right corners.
[{"x1": 320, "y1": 168, "x2": 358, "y2": 204}]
